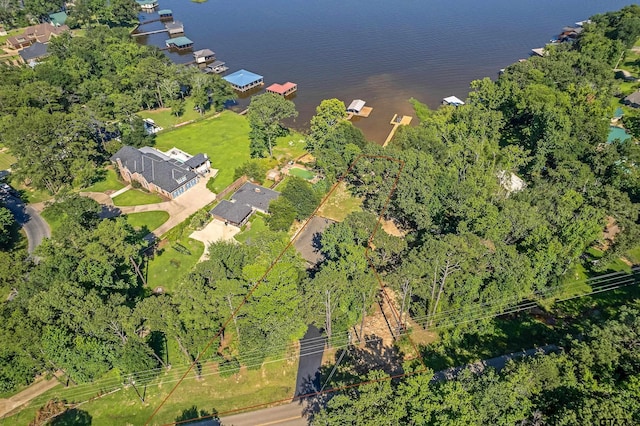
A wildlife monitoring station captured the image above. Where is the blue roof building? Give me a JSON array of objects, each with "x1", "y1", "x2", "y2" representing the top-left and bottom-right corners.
[{"x1": 224, "y1": 69, "x2": 264, "y2": 92}]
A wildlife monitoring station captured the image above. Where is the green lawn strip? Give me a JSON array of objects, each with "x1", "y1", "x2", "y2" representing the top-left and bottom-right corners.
[
  {"x1": 145, "y1": 236, "x2": 204, "y2": 293},
  {"x1": 125, "y1": 211, "x2": 169, "y2": 232},
  {"x1": 3, "y1": 356, "x2": 298, "y2": 425},
  {"x1": 84, "y1": 168, "x2": 125, "y2": 193},
  {"x1": 0, "y1": 150, "x2": 16, "y2": 170},
  {"x1": 112, "y1": 189, "x2": 164, "y2": 206},
  {"x1": 234, "y1": 215, "x2": 267, "y2": 244}
]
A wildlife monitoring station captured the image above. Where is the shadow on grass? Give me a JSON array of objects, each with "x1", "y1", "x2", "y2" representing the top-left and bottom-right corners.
[{"x1": 175, "y1": 405, "x2": 220, "y2": 425}]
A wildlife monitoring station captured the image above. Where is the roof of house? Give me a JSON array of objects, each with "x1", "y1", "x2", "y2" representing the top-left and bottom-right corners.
[
  {"x1": 19, "y1": 42, "x2": 48, "y2": 62},
  {"x1": 165, "y1": 21, "x2": 183, "y2": 31},
  {"x1": 193, "y1": 48, "x2": 215, "y2": 58},
  {"x1": 224, "y1": 69, "x2": 263, "y2": 87},
  {"x1": 158, "y1": 9, "x2": 172, "y2": 14},
  {"x1": 111, "y1": 146, "x2": 197, "y2": 194},
  {"x1": 136, "y1": 0, "x2": 157, "y2": 4},
  {"x1": 166, "y1": 36, "x2": 192, "y2": 46},
  {"x1": 49, "y1": 11, "x2": 68, "y2": 26},
  {"x1": 624, "y1": 91, "x2": 640, "y2": 105},
  {"x1": 7, "y1": 23, "x2": 69, "y2": 46},
  {"x1": 443, "y1": 96, "x2": 464, "y2": 106},
  {"x1": 210, "y1": 200, "x2": 253, "y2": 225},
  {"x1": 231, "y1": 182, "x2": 279, "y2": 212},
  {"x1": 347, "y1": 99, "x2": 366, "y2": 112},
  {"x1": 266, "y1": 82, "x2": 297, "y2": 94},
  {"x1": 184, "y1": 153, "x2": 208, "y2": 169}
]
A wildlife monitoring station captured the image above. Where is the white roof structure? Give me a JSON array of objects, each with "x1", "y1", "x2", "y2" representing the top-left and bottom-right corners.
[
  {"x1": 531, "y1": 48, "x2": 547, "y2": 57},
  {"x1": 497, "y1": 170, "x2": 526, "y2": 194},
  {"x1": 347, "y1": 99, "x2": 366, "y2": 113},
  {"x1": 442, "y1": 96, "x2": 465, "y2": 106}
]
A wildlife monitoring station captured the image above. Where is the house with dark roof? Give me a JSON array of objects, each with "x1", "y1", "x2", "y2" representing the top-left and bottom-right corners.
[
  {"x1": 209, "y1": 182, "x2": 280, "y2": 226},
  {"x1": 111, "y1": 146, "x2": 201, "y2": 199},
  {"x1": 623, "y1": 91, "x2": 640, "y2": 108},
  {"x1": 18, "y1": 42, "x2": 48, "y2": 66}
]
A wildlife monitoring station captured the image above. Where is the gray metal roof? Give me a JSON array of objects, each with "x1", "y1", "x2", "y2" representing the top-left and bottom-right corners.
[
  {"x1": 231, "y1": 182, "x2": 279, "y2": 212},
  {"x1": 110, "y1": 146, "x2": 197, "y2": 194},
  {"x1": 210, "y1": 200, "x2": 252, "y2": 224},
  {"x1": 624, "y1": 91, "x2": 640, "y2": 106},
  {"x1": 19, "y1": 42, "x2": 48, "y2": 62}
]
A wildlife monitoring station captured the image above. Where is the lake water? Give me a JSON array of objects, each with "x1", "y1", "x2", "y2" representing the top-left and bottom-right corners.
[{"x1": 137, "y1": 0, "x2": 637, "y2": 143}]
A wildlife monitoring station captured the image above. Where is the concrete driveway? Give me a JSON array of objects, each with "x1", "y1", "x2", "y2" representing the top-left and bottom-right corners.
[{"x1": 190, "y1": 219, "x2": 240, "y2": 261}]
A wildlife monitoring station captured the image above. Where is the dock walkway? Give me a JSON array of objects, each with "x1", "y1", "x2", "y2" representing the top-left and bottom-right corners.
[
  {"x1": 383, "y1": 114, "x2": 412, "y2": 147},
  {"x1": 131, "y1": 28, "x2": 168, "y2": 37}
]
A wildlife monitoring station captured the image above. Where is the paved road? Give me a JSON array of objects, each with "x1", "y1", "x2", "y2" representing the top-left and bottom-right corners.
[
  {"x1": 3, "y1": 194, "x2": 51, "y2": 253},
  {"x1": 220, "y1": 402, "x2": 306, "y2": 426}
]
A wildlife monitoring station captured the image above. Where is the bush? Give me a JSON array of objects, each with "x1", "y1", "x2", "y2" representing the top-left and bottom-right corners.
[
  {"x1": 234, "y1": 160, "x2": 269, "y2": 185},
  {"x1": 190, "y1": 209, "x2": 211, "y2": 231}
]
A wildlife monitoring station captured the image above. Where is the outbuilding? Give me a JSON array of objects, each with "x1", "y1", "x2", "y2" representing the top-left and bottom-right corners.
[
  {"x1": 346, "y1": 99, "x2": 366, "y2": 114},
  {"x1": 223, "y1": 69, "x2": 264, "y2": 92}
]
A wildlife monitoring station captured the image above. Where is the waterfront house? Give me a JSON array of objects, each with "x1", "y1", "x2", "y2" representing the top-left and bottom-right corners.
[
  {"x1": 347, "y1": 99, "x2": 366, "y2": 114},
  {"x1": 136, "y1": 0, "x2": 157, "y2": 10},
  {"x1": 165, "y1": 36, "x2": 193, "y2": 50},
  {"x1": 48, "y1": 11, "x2": 68, "y2": 27},
  {"x1": 266, "y1": 82, "x2": 298, "y2": 97},
  {"x1": 193, "y1": 49, "x2": 216, "y2": 64},
  {"x1": 209, "y1": 182, "x2": 280, "y2": 226},
  {"x1": 111, "y1": 146, "x2": 207, "y2": 199},
  {"x1": 223, "y1": 69, "x2": 264, "y2": 92},
  {"x1": 623, "y1": 91, "x2": 640, "y2": 108},
  {"x1": 6, "y1": 23, "x2": 69, "y2": 50},
  {"x1": 165, "y1": 21, "x2": 184, "y2": 36},
  {"x1": 442, "y1": 96, "x2": 465, "y2": 107},
  {"x1": 18, "y1": 42, "x2": 49, "y2": 66},
  {"x1": 158, "y1": 9, "x2": 173, "y2": 20}
]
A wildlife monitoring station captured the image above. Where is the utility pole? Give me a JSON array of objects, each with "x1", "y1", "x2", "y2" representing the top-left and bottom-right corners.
[{"x1": 130, "y1": 379, "x2": 145, "y2": 403}]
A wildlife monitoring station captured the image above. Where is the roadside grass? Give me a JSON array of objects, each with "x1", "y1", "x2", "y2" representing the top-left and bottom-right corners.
[
  {"x1": 112, "y1": 189, "x2": 164, "y2": 206},
  {"x1": 3, "y1": 353, "x2": 299, "y2": 426},
  {"x1": 235, "y1": 215, "x2": 267, "y2": 244},
  {"x1": 84, "y1": 168, "x2": 125, "y2": 193},
  {"x1": 316, "y1": 181, "x2": 363, "y2": 222},
  {"x1": 125, "y1": 211, "x2": 169, "y2": 232},
  {"x1": 144, "y1": 236, "x2": 204, "y2": 292},
  {"x1": 0, "y1": 149, "x2": 15, "y2": 170}
]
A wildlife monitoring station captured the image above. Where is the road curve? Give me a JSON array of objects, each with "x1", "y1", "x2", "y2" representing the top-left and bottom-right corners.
[{"x1": 3, "y1": 195, "x2": 51, "y2": 253}]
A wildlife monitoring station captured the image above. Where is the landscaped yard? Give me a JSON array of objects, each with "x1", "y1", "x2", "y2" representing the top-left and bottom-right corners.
[
  {"x1": 316, "y1": 181, "x2": 363, "y2": 222},
  {"x1": 112, "y1": 189, "x2": 164, "y2": 206},
  {"x1": 235, "y1": 215, "x2": 268, "y2": 244},
  {"x1": 84, "y1": 168, "x2": 125, "y2": 193},
  {"x1": 289, "y1": 167, "x2": 315, "y2": 180},
  {"x1": 137, "y1": 98, "x2": 218, "y2": 130},
  {"x1": 145, "y1": 236, "x2": 204, "y2": 293},
  {"x1": 125, "y1": 211, "x2": 169, "y2": 232}
]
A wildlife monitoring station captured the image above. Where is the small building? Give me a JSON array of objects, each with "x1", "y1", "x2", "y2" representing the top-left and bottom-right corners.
[
  {"x1": 266, "y1": 82, "x2": 298, "y2": 97},
  {"x1": 158, "y1": 9, "x2": 173, "y2": 20},
  {"x1": 210, "y1": 200, "x2": 253, "y2": 226},
  {"x1": 203, "y1": 60, "x2": 228, "y2": 74},
  {"x1": 193, "y1": 48, "x2": 216, "y2": 64},
  {"x1": 184, "y1": 153, "x2": 211, "y2": 175},
  {"x1": 111, "y1": 146, "x2": 201, "y2": 199},
  {"x1": 18, "y1": 42, "x2": 49, "y2": 67},
  {"x1": 165, "y1": 36, "x2": 193, "y2": 50},
  {"x1": 531, "y1": 48, "x2": 547, "y2": 57},
  {"x1": 442, "y1": 96, "x2": 465, "y2": 107},
  {"x1": 623, "y1": 91, "x2": 640, "y2": 108},
  {"x1": 346, "y1": 99, "x2": 366, "y2": 114},
  {"x1": 49, "y1": 11, "x2": 68, "y2": 27},
  {"x1": 165, "y1": 21, "x2": 184, "y2": 36},
  {"x1": 223, "y1": 69, "x2": 264, "y2": 92},
  {"x1": 142, "y1": 118, "x2": 162, "y2": 135},
  {"x1": 136, "y1": 0, "x2": 158, "y2": 10}
]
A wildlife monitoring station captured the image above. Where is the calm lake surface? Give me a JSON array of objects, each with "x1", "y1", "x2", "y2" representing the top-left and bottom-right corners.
[{"x1": 138, "y1": 0, "x2": 637, "y2": 143}]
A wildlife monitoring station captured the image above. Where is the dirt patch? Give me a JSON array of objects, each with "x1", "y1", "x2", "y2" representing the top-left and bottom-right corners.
[
  {"x1": 381, "y1": 218, "x2": 405, "y2": 237},
  {"x1": 597, "y1": 216, "x2": 621, "y2": 251}
]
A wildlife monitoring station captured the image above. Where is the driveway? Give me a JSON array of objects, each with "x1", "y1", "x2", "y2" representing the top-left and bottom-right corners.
[
  {"x1": 189, "y1": 219, "x2": 241, "y2": 261},
  {"x1": 3, "y1": 194, "x2": 51, "y2": 253}
]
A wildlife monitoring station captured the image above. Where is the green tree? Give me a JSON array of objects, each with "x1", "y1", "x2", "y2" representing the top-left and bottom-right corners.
[
  {"x1": 281, "y1": 177, "x2": 320, "y2": 220},
  {"x1": 308, "y1": 98, "x2": 347, "y2": 152},
  {"x1": 267, "y1": 197, "x2": 296, "y2": 231},
  {"x1": 0, "y1": 206, "x2": 15, "y2": 248},
  {"x1": 247, "y1": 93, "x2": 298, "y2": 158}
]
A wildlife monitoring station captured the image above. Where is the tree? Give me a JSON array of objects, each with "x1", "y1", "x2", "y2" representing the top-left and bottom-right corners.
[
  {"x1": 233, "y1": 160, "x2": 269, "y2": 184},
  {"x1": 267, "y1": 197, "x2": 296, "y2": 231},
  {"x1": 308, "y1": 98, "x2": 347, "y2": 152},
  {"x1": 247, "y1": 93, "x2": 298, "y2": 158},
  {"x1": 0, "y1": 206, "x2": 15, "y2": 248},
  {"x1": 281, "y1": 177, "x2": 321, "y2": 220}
]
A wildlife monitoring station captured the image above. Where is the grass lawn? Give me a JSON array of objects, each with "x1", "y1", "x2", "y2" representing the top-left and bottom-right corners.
[
  {"x1": 125, "y1": 211, "x2": 169, "y2": 232},
  {"x1": 316, "y1": 181, "x2": 363, "y2": 222},
  {"x1": 112, "y1": 189, "x2": 164, "y2": 206},
  {"x1": 235, "y1": 215, "x2": 268, "y2": 244},
  {"x1": 137, "y1": 98, "x2": 221, "y2": 130},
  {"x1": 272, "y1": 131, "x2": 308, "y2": 162},
  {"x1": 625, "y1": 245, "x2": 640, "y2": 264},
  {"x1": 0, "y1": 149, "x2": 15, "y2": 170},
  {"x1": 145, "y1": 236, "x2": 204, "y2": 292},
  {"x1": 84, "y1": 168, "x2": 125, "y2": 193},
  {"x1": 3, "y1": 353, "x2": 299, "y2": 426},
  {"x1": 289, "y1": 167, "x2": 314, "y2": 180}
]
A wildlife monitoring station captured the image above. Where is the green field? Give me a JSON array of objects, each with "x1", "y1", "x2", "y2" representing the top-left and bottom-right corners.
[
  {"x1": 289, "y1": 167, "x2": 314, "y2": 180},
  {"x1": 84, "y1": 168, "x2": 125, "y2": 193},
  {"x1": 137, "y1": 98, "x2": 218, "y2": 130},
  {"x1": 145, "y1": 236, "x2": 204, "y2": 292},
  {"x1": 125, "y1": 211, "x2": 169, "y2": 232},
  {"x1": 112, "y1": 189, "x2": 164, "y2": 206}
]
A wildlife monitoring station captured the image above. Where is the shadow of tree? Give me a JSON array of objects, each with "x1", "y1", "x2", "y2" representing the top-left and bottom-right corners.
[
  {"x1": 174, "y1": 405, "x2": 220, "y2": 425},
  {"x1": 51, "y1": 408, "x2": 92, "y2": 425}
]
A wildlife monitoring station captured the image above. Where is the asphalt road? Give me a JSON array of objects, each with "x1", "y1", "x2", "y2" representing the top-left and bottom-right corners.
[{"x1": 3, "y1": 194, "x2": 50, "y2": 253}]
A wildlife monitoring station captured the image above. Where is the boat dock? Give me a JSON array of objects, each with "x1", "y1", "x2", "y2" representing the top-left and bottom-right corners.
[
  {"x1": 132, "y1": 20, "x2": 184, "y2": 37},
  {"x1": 383, "y1": 114, "x2": 413, "y2": 147}
]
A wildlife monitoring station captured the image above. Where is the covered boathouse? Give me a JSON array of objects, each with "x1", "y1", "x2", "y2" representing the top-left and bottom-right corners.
[
  {"x1": 158, "y1": 9, "x2": 173, "y2": 20},
  {"x1": 266, "y1": 82, "x2": 297, "y2": 97},
  {"x1": 347, "y1": 99, "x2": 366, "y2": 114},
  {"x1": 165, "y1": 36, "x2": 193, "y2": 50},
  {"x1": 193, "y1": 48, "x2": 216, "y2": 64},
  {"x1": 223, "y1": 69, "x2": 264, "y2": 92}
]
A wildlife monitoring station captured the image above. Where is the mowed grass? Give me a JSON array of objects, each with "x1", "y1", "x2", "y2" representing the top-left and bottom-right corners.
[
  {"x1": 145, "y1": 236, "x2": 204, "y2": 292},
  {"x1": 316, "y1": 181, "x2": 363, "y2": 222},
  {"x1": 84, "y1": 168, "x2": 125, "y2": 193},
  {"x1": 137, "y1": 98, "x2": 217, "y2": 130},
  {"x1": 0, "y1": 149, "x2": 15, "y2": 170},
  {"x1": 112, "y1": 189, "x2": 164, "y2": 206},
  {"x1": 235, "y1": 215, "x2": 267, "y2": 244},
  {"x1": 3, "y1": 354, "x2": 299, "y2": 426},
  {"x1": 289, "y1": 167, "x2": 314, "y2": 180},
  {"x1": 125, "y1": 211, "x2": 169, "y2": 232}
]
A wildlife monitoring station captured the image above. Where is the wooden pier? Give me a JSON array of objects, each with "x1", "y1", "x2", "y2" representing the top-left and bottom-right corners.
[
  {"x1": 383, "y1": 114, "x2": 413, "y2": 147},
  {"x1": 132, "y1": 28, "x2": 168, "y2": 37}
]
